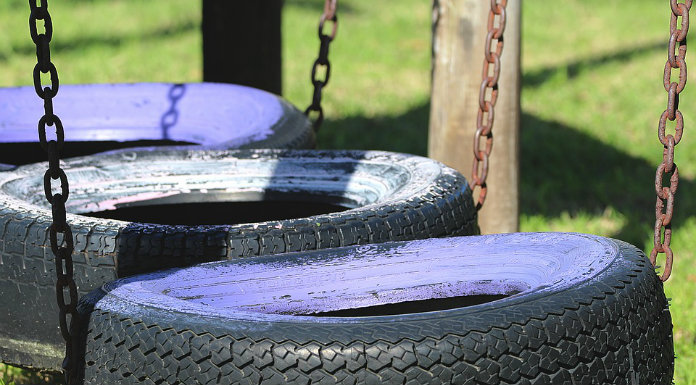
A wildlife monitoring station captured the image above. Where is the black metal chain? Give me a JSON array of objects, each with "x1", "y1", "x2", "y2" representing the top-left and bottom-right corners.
[
  {"x1": 650, "y1": 0, "x2": 692, "y2": 282},
  {"x1": 28, "y1": 0, "x2": 79, "y2": 382},
  {"x1": 470, "y1": 0, "x2": 507, "y2": 211},
  {"x1": 305, "y1": 0, "x2": 338, "y2": 132}
]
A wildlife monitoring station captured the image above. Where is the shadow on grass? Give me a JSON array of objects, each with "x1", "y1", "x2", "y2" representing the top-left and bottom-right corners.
[
  {"x1": 320, "y1": 102, "x2": 694, "y2": 246},
  {"x1": 521, "y1": 112, "x2": 695, "y2": 245},
  {"x1": 318, "y1": 103, "x2": 431, "y2": 156},
  {"x1": 1, "y1": 19, "x2": 199, "y2": 63},
  {"x1": 524, "y1": 40, "x2": 664, "y2": 89}
]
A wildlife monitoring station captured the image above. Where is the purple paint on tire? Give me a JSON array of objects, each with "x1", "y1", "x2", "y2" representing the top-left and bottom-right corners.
[
  {"x1": 0, "y1": 83, "x2": 313, "y2": 165},
  {"x1": 96, "y1": 232, "x2": 618, "y2": 320},
  {"x1": 0, "y1": 83, "x2": 278, "y2": 144},
  {"x1": 78, "y1": 232, "x2": 674, "y2": 385}
]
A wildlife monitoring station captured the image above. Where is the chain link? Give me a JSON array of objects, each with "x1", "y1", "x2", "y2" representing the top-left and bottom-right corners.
[
  {"x1": 470, "y1": 0, "x2": 507, "y2": 210},
  {"x1": 305, "y1": 0, "x2": 338, "y2": 133},
  {"x1": 160, "y1": 84, "x2": 186, "y2": 140},
  {"x1": 28, "y1": 0, "x2": 79, "y2": 382},
  {"x1": 651, "y1": 0, "x2": 692, "y2": 282}
]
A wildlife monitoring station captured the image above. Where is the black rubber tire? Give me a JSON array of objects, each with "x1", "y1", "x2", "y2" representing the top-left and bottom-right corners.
[
  {"x1": 0, "y1": 83, "x2": 314, "y2": 166},
  {"x1": 0, "y1": 148, "x2": 477, "y2": 370},
  {"x1": 77, "y1": 233, "x2": 673, "y2": 385}
]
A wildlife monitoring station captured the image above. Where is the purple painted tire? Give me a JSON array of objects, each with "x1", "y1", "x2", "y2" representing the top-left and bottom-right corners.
[
  {"x1": 0, "y1": 148, "x2": 477, "y2": 370},
  {"x1": 0, "y1": 82, "x2": 314, "y2": 165},
  {"x1": 78, "y1": 233, "x2": 673, "y2": 385}
]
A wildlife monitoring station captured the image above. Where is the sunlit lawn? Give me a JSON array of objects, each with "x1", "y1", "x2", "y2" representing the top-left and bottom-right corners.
[{"x1": 0, "y1": 0, "x2": 695, "y2": 383}]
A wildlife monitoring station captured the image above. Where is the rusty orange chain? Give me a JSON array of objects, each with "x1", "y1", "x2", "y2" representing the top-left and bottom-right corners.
[
  {"x1": 651, "y1": 0, "x2": 692, "y2": 282},
  {"x1": 471, "y1": 0, "x2": 507, "y2": 210},
  {"x1": 305, "y1": 0, "x2": 338, "y2": 133}
]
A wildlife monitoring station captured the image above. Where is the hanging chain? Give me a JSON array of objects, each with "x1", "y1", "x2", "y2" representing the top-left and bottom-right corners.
[
  {"x1": 470, "y1": 0, "x2": 507, "y2": 211},
  {"x1": 28, "y1": 0, "x2": 79, "y2": 382},
  {"x1": 305, "y1": 0, "x2": 338, "y2": 132},
  {"x1": 650, "y1": 0, "x2": 691, "y2": 282}
]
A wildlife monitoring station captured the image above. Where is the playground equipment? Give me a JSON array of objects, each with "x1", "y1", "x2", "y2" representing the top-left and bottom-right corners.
[
  {"x1": 79, "y1": 233, "x2": 674, "y2": 384},
  {"x1": 0, "y1": 82, "x2": 316, "y2": 166},
  {"x1": 0, "y1": 147, "x2": 476, "y2": 370},
  {"x1": 1, "y1": 0, "x2": 684, "y2": 384},
  {"x1": 1, "y1": 0, "x2": 479, "y2": 376}
]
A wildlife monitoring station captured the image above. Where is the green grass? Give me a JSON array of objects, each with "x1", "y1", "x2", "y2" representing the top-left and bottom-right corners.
[
  {"x1": 0, "y1": 354, "x2": 55, "y2": 384},
  {"x1": 0, "y1": 361, "x2": 43, "y2": 385},
  {"x1": 1, "y1": 0, "x2": 695, "y2": 383}
]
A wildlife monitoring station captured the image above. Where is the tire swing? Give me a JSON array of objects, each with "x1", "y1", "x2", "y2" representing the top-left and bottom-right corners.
[
  {"x1": 77, "y1": 1, "x2": 679, "y2": 384},
  {"x1": 0, "y1": 83, "x2": 316, "y2": 166},
  {"x1": 0, "y1": 11, "x2": 318, "y2": 168},
  {"x1": 0, "y1": 0, "x2": 479, "y2": 375}
]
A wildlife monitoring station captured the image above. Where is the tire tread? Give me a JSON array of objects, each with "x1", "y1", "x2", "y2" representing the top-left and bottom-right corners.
[{"x1": 80, "y1": 243, "x2": 673, "y2": 385}]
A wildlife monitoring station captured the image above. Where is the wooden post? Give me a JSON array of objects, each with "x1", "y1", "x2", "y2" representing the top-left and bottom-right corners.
[
  {"x1": 202, "y1": 0, "x2": 283, "y2": 95},
  {"x1": 429, "y1": 0, "x2": 521, "y2": 234}
]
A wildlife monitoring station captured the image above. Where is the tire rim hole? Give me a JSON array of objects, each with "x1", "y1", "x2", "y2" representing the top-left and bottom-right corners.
[
  {"x1": 0, "y1": 140, "x2": 195, "y2": 166},
  {"x1": 85, "y1": 200, "x2": 350, "y2": 225},
  {"x1": 302, "y1": 293, "x2": 519, "y2": 317}
]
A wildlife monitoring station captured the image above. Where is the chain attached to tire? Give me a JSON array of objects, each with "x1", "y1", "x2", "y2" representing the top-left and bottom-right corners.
[
  {"x1": 651, "y1": 0, "x2": 691, "y2": 282},
  {"x1": 305, "y1": 0, "x2": 338, "y2": 132},
  {"x1": 470, "y1": 0, "x2": 507, "y2": 211},
  {"x1": 28, "y1": 0, "x2": 79, "y2": 382}
]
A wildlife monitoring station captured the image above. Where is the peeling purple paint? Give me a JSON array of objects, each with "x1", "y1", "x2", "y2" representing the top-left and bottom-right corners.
[
  {"x1": 0, "y1": 83, "x2": 284, "y2": 147},
  {"x1": 97, "y1": 233, "x2": 619, "y2": 322}
]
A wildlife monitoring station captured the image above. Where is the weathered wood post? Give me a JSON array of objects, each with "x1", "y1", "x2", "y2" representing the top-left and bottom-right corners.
[
  {"x1": 202, "y1": 1, "x2": 283, "y2": 95},
  {"x1": 429, "y1": 0, "x2": 521, "y2": 234}
]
